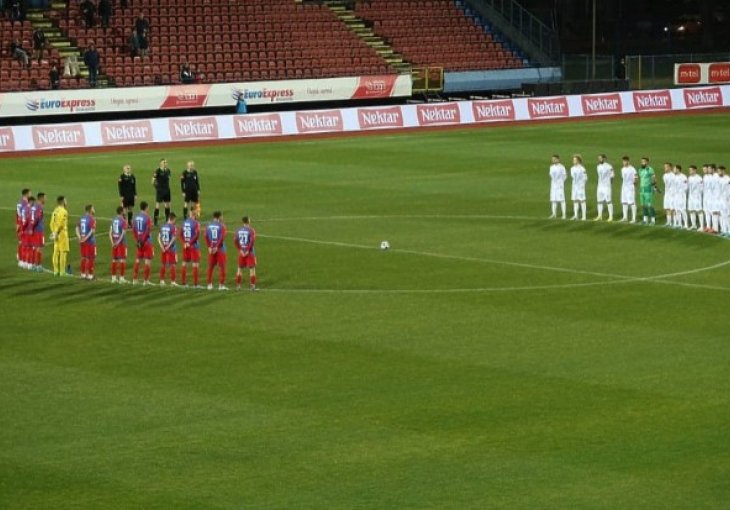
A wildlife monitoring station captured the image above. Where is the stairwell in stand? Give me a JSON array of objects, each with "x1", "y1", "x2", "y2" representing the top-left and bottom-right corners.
[{"x1": 322, "y1": 0, "x2": 411, "y2": 75}]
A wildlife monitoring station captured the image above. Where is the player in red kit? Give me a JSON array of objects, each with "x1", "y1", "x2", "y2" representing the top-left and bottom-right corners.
[
  {"x1": 205, "y1": 210, "x2": 228, "y2": 290},
  {"x1": 158, "y1": 212, "x2": 179, "y2": 286},
  {"x1": 29, "y1": 192, "x2": 46, "y2": 271},
  {"x1": 132, "y1": 201, "x2": 155, "y2": 285},
  {"x1": 234, "y1": 216, "x2": 257, "y2": 291},
  {"x1": 180, "y1": 208, "x2": 201, "y2": 288},
  {"x1": 16, "y1": 188, "x2": 31, "y2": 269},
  {"x1": 76, "y1": 204, "x2": 97, "y2": 280},
  {"x1": 109, "y1": 206, "x2": 128, "y2": 283}
]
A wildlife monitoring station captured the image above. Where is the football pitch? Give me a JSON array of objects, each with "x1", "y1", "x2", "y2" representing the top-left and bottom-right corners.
[{"x1": 1, "y1": 112, "x2": 729, "y2": 509}]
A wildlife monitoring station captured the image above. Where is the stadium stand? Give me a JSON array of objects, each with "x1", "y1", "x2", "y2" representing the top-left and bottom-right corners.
[
  {"x1": 355, "y1": 0, "x2": 525, "y2": 71},
  {"x1": 1, "y1": 0, "x2": 527, "y2": 92}
]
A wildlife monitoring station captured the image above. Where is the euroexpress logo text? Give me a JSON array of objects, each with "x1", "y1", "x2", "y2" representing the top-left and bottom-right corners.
[
  {"x1": 232, "y1": 87, "x2": 294, "y2": 103},
  {"x1": 26, "y1": 98, "x2": 96, "y2": 112}
]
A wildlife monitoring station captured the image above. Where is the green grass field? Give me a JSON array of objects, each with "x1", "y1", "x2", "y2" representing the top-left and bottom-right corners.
[{"x1": 1, "y1": 112, "x2": 729, "y2": 509}]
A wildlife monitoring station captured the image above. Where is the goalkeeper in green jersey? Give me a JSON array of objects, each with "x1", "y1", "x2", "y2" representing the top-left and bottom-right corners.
[{"x1": 638, "y1": 156, "x2": 658, "y2": 225}]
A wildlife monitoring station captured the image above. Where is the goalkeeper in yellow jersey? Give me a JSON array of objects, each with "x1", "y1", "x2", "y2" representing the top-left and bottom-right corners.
[{"x1": 50, "y1": 195, "x2": 70, "y2": 276}]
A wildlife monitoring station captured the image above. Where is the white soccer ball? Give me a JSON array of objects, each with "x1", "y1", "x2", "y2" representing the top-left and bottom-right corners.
[{"x1": 380, "y1": 240, "x2": 390, "y2": 250}]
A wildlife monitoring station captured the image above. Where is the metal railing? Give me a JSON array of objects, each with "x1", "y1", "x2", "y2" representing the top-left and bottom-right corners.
[
  {"x1": 465, "y1": 0, "x2": 560, "y2": 65},
  {"x1": 625, "y1": 53, "x2": 730, "y2": 90}
]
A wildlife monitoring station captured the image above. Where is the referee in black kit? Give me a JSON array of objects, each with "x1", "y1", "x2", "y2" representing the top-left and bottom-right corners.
[
  {"x1": 180, "y1": 160, "x2": 200, "y2": 219},
  {"x1": 152, "y1": 158, "x2": 172, "y2": 226},
  {"x1": 118, "y1": 164, "x2": 137, "y2": 227}
]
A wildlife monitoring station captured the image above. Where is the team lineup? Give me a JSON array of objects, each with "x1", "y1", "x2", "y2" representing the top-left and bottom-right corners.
[
  {"x1": 549, "y1": 154, "x2": 730, "y2": 233},
  {"x1": 15, "y1": 160, "x2": 258, "y2": 291}
]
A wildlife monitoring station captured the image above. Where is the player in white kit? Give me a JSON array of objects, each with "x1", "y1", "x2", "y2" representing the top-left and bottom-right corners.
[
  {"x1": 686, "y1": 165, "x2": 704, "y2": 231},
  {"x1": 662, "y1": 162, "x2": 675, "y2": 226},
  {"x1": 707, "y1": 164, "x2": 721, "y2": 233},
  {"x1": 548, "y1": 154, "x2": 567, "y2": 219},
  {"x1": 701, "y1": 164, "x2": 714, "y2": 232},
  {"x1": 717, "y1": 165, "x2": 730, "y2": 237},
  {"x1": 595, "y1": 154, "x2": 614, "y2": 221},
  {"x1": 672, "y1": 164, "x2": 688, "y2": 229},
  {"x1": 619, "y1": 156, "x2": 637, "y2": 222},
  {"x1": 570, "y1": 154, "x2": 588, "y2": 221}
]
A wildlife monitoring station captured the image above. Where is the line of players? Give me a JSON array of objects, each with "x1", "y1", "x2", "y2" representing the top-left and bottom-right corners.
[
  {"x1": 15, "y1": 189, "x2": 258, "y2": 291},
  {"x1": 549, "y1": 154, "x2": 730, "y2": 234}
]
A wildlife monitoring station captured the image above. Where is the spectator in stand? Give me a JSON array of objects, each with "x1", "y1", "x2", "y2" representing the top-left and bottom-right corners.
[
  {"x1": 80, "y1": 0, "x2": 96, "y2": 28},
  {"x1": 49, "y1": 62, "x2": 60, "y2": 89},
  {"x1": 127, "y1": 28, "x2": 139, "y2": 57},
  {"x1": 180, "y1": 61, "x2": 194, "y2": 84},
  {"x1": 134, "y1": 12, "x2": 149, "y2": 36},
  {"x1": 9, "y1": 0, "x2": 23, "y2": 23},
  {"x1": 10, "y1": 39, "x2": 30, "y2": 68},
  {"x1": 138, "y1": 28, "x2": 149, "y2": 57},
  {"x1": 83, "y1": 43, "x2": 100, "y2": 87},
  {"x1": 98, "y1": 0, "x2": 112, "y2": 29},
  {"x1": 32, "y1": 27, "x2": 48, "y2": 63},
  {"x1": 64, "y1": 54, "x2": 80, "y2": 77}
]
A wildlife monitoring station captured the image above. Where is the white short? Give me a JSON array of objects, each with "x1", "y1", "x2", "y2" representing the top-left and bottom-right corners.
[
  {"x1": 688, "y1": 195, "x2": 702, "y2": 211},
  {"x1": 550, "y1": 185, "x2": 565, "y2": 202},
  {"x1": 673, "y1": 194, "x2": 687, "y2": 211},
  {"x1": 571, "y1": 186, "x2": 586, "y2": 201},
  {"x1": 597, "y1": 186, "x2": 612, "y2": 203},
  {"x1": 621, "y1": 186, "x2": 635, "y2": 205},
  {"x1": 710, "y1": 198, "x2": 721, "y2": 214},
  {"x1": 663, "y1": 193, "x2": 673, "y2": 209}
]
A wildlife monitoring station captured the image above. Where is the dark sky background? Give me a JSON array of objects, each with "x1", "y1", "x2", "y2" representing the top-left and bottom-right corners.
[{"x1": 519, "y1": 0, "x2": 729, "y2": 54}]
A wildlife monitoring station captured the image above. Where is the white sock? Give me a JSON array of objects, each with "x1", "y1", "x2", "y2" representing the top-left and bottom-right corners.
[
  {"x1": 712, "y1": 215, "x2": 719, "y2": 232},
  {"x1": 607, "y1": 203, "x2": 613, "y2": 219},
  {"x1": 631, "y1": 205, "x2": 637, "y2": 221},
  {"x1": 689, "y1": 212, "x2": 696, "y2": 228},
  {"x1": 681, "y1": 209, "x2": 688, "y2": 228},
  {"x1": 581, "y1": 202, "x2": 587, "y2": 220},
  {"x1": 666, "y1": 212, "x2": 671, "y2": 225},
  {"x1": 574, "y1": 203, "x2": 579, "y2": 217},
  {"x1": 551, "y1": 202, "x2": 557, "y2": 216},
  {"x1": 706, "y1": 211, "x2": 712, "y2": 227},
  {"x1": 597, "y1": 203, "x2": 604, "y2": 218},
  {"x1": 622, "y1": 204, "x2": 628, "y2": 219},
  {"x1": 560, "y1": 201, "x2": 566, "y2": 217},
  {"x1": 699, "y1": 212, "x2": 705, "y2": 228}
]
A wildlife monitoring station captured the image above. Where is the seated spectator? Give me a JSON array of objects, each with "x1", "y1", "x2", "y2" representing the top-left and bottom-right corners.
[
  {"x1": 134, "y1": 12, "x2": 149, "y2": 36},
  {"x1": 138, "y1": 28, "x2": 149, "y2": 57},
  {"x1": 64, "y1": 54, "x2": 80, "y2": 76},
  {"x1": 49, "y1": 63, "x2": 60, "y2": 89},
  {"x1": 10, "y1": 39, "x2": 30, "y2": 68},
  {"x1": 127, "y1": 28, "x2": 139, "y2": 57},
  {"x1": 180, "y1": 62, "x2": 194, "y2": 84},
  {"x1": 81, "y1": 0, "x2": 96, "y2": 28},
  {"x1": 83, "y1": 43, "x2": 100, "y2": 87},
  {"x1": 32, "y1": 27, "x2": 48, "y2": 63},
  {"x1": 98, "y1": 0, "x2": 112, "y2": 29}
]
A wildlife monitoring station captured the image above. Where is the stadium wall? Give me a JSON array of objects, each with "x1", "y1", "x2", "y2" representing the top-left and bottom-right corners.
[
  {"x1": 444, "y1": 67, "x2": 562, "y2": 93},
  {"x1": 0, "y1": 86, "x2": 727, "y2": 153}
]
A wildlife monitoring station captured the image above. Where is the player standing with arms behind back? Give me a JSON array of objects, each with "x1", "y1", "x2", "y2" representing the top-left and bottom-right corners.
[
  {"x1": 180, "y1": 208, "x2": 201, "y2": 288},
  {"x1": 235, "y1": 216, "x2": 257, "y2": 291},
  {"x1": 595, "y1": 154, "x2": 614, "y2": 221},
  {"x1": 548, "y1": 154, "x2": 566, "y2": 219},
  {"x1": 205, "y1": 211, "x2": 227, "y2": 290},
  {"x1": 673, "y1": 164, "x2": 688, "y2": 229},
  {"x1": 76, "y1": 204, "x2": 97, "y2": 280},
  {"x1": 687, "y1": 165, "x2": 704, "y2": 231},
  {"x1": 15, "y1": 188, "x2": 31, "y2": 268},
  {"x1": 118, "y1": 164, "x2": 137, "y2": 227},
  {"x1": 109, "y1": 206, "x2": 128, "y2": 283},
  {"x1": 619, "y1": 156, "x2": 637, "y2": 223},
  {"x1": 570, "y1": 154, "x2": 588, "y2": 221},
  {"x1": 132, "y1": 201, "x2": 154, "y2": 285},
  {"x1": 29, "y1": 192, "x2": 46, "y2": 271},
  {"x1": 152, "y1": 158, "x2": 172, "y2": 226},
  {"x1": 50, "y1": 196, "x2": 70, "y2": 277},
  {"x1": 158, "y1": 213, "x2": 179, "y2": 286},
  {"x1": 638, "y1": 157, "x2": 657, "y2": 225},
  {"x1": 180, "y1": 160, "x2": 200, "y2": 219}
]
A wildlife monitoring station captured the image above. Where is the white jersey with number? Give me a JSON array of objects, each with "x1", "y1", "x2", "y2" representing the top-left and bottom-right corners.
[
  {"x1": 596, "y1": 162, "x2": 614, "y2": 202},
  {"x1": 663, "y1": 172, "x2": 675, "y2": 209},
  {"x1": 620, "y1": 165, "x2": 636, "y2": 204},
  {"x1": 571, "y1": 165, "x2": 587, "y2": 201},
  {"x1": 687, "y1": 174, "x2": 703, "y2": 211},
  {"x1": 673, "y1": 172, "x2": 688, "y2": 211},
  {"x1": 549, "y1": 163, "x2": 567, "y2": 202}
]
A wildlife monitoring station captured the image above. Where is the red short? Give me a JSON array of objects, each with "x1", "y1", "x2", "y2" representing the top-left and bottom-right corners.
[
  {"x1": 80, "y1": 243, "x2": 97, "y2": 259},
  {"x1": 112, "y1": 244, "x2": 127, "y2": 260},
  {"x1": 238, "y1": 254, "x2": 257, "y2": 268},
  {"x1": 161, "y1": 251, "x2": 177, "y2": 266},
  {"x1": 183, "y1": 246, "x2": 200, "y2": 263},
  {"x1": 208, "y1": 252, "x2": 226, "y2": 268},
  {"x1": 136, "y1": 243, "x2": 154, "y2": 260},
  {"x1": 31, "y1": 232, "x2": 44, "y2": 247},
  {"x1": 21, "y1": 232, "x2": 31, "y2": 246}
]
